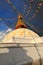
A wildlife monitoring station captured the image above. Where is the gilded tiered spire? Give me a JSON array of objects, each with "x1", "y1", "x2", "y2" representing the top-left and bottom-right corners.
[{"x1": 15, "y1": 14, "x2": 27, "y2": 29}]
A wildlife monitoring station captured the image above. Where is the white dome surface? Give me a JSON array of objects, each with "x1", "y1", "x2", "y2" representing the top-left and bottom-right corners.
[{"x1": 2, "y1": 28, "x2": 43, "y2": 43}]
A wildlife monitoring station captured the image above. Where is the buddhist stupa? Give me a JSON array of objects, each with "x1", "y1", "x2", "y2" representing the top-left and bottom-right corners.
[{"x1": 2, "y1": 14, "x2": 43, "y2": 43}]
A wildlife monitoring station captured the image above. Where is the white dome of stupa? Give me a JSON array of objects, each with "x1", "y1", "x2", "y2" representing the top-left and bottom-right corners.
[{"x1": 2, "y1": 28, "x2": 43, "y2": 43}]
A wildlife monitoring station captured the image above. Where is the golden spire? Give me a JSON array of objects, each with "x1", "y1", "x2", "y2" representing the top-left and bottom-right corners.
[{"x1": 15, "y1": 14, "x2": 27, "y2": 29}]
